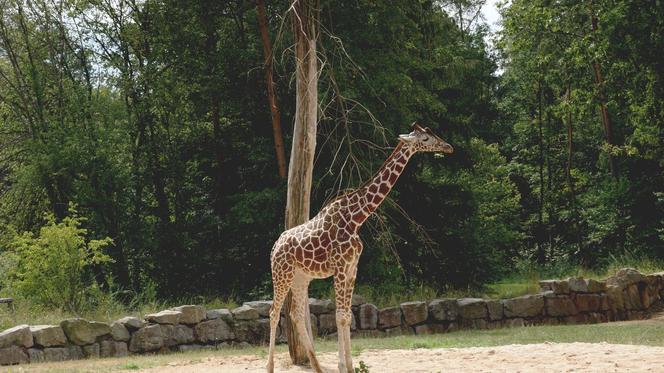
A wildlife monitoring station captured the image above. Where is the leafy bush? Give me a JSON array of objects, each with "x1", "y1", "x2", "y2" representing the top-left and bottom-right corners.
[{"x1": 1, "y1": 206, "x2": 113, "y2": 312}]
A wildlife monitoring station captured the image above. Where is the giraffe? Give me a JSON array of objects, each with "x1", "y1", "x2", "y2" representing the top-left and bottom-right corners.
[{"x1": 267, "y1": 122, "x2": 453, "y2": 373}]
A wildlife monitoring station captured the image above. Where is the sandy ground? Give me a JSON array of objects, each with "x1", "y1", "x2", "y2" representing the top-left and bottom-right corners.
[{"x1": 137, "y1": 342, "x2": 664, "y2": 373}]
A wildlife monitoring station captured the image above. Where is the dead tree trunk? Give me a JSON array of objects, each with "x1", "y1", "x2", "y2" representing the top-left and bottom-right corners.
[
  {"x1": 256, "y1": 0, "x2": 287, "y2": 178},
  {"x1": 283, "y1": 0, "x2": 319, "y2": 365}
]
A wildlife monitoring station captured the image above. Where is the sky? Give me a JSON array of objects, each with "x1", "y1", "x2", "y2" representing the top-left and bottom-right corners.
[{"x1": 481, "y1": 0, "x2": 502, "y2": 32}]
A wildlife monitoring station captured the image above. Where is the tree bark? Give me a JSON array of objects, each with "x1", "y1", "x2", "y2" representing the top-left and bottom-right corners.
[
  {"x1": 590, "y1": 8, "x2": 618, "y2": 178},
  {"x1": 283, "y1": 0, "x2": 319, "y2": 365},
  {"x1": 565, "y1": 86, "x2": 583, "y2": 258},
  {"x1": 536, "y1": 80, "x2": 546, "y2": 265},
  {"x1": 256, "y1": 0, "x2": 287, "y2": 179}
]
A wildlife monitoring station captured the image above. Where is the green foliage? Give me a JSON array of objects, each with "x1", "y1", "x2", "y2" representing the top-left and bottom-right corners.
[
  {"x1": 0, "y1": 0, "x2": 661, "y2": 308},
  {"x1": 355, "y1": 360, "x2": 371, "y2": 373},
  {"x1": 497, "y1": 0, "x2": 664, "y2": 268},
  {"x1": 1, "y1": 205, "x2": 113, "y2": 312}
]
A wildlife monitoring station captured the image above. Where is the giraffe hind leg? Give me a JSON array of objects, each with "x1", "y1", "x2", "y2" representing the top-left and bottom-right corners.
[
  {"x1": 267, "y1": 260, "x2": 293, "y2": 373},
  {"x1": 334, "y1": 264, "x2": 358, "y2": 373}
]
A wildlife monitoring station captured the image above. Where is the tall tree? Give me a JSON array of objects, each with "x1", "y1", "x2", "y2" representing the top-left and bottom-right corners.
[
  {"x1": 256, "y1": 0, "x2": 287, "y2": 179},
  {"x1": 283, "y1": 0, "x2": 320, "y2": 365},
  {"x1": 589, "y1": 4, "x2": 617, "y2": 178}
]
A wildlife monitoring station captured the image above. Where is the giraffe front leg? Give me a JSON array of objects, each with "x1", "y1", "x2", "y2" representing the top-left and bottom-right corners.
[{"x1": 334, "y1": 265, "x2": 358, "y2": 373}]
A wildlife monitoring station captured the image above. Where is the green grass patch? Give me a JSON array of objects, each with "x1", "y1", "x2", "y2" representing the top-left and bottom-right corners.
[{"x1": 118, "y1": 363, "x2": 140, "y2": 370}]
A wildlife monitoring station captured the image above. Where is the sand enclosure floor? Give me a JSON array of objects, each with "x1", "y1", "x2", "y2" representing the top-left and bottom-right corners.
[{"x1": 138, "y1": 342, "x2": 664, "y2": 373}]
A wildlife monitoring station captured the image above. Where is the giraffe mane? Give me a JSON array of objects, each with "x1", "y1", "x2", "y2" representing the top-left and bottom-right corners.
[{"x1": 321, "y1": 141, "x2": 408, "y2": 209}]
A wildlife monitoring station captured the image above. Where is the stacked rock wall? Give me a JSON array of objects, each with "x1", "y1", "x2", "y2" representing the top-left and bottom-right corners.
[{"x1": 1, "y1": 268, "x2": 662, "y2": 365}]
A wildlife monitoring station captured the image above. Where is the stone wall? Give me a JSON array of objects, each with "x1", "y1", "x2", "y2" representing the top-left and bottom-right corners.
[{"x1": 1, "y1": 268, "x2": 662, "y2": 366}]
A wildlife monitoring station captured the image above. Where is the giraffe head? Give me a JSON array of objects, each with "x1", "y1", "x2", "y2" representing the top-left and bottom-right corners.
[{"x1": 399, "y1": 122, "x2": 454, "y2": 154}]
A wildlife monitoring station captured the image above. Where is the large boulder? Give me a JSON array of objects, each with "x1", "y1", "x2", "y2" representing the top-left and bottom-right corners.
[
  {"x1": 83, "y1": 343, "x2": 100, "y2": 358},
  {"x1": 100, "y1": 340, "x2": 128, "y2": 358},
  {"x1": 606, "y1": 285, "x2": 625, "y2": 311},
  {"x1": 234, "y1": 319, "x2": 270, "y2": 344},
  {"x1": 30, "y1": 325, "x2": 66, "y2": 347},
  {"x1": 27, "y1": 348, "x2": 44, "y2": 363},
  {"x1": 568, "y1": 278, "x2": 606, "y2": 293},
  {"x1": 89, "y1": 321, "x2": 111, "y2": 338},
  {"x1": 457, "y1": 298, "x2": 487, "y2": 319},
  {"x1": 194, "y1": 318, "x2": 234, "y2": 343},
  {"x1": 206, "y1": 309, "x2": 233, "y2": 323},
  {"x1": 129, "y1": 324, "x2": 164, "y2": 352},
  {"x1": 317, "y1": 313, "x2": 354, "y2": 334},
  {"x1": 43, "y1": 347, "x2": 71, "y2": 362},
  {"x1": 414, "y1": 324, "x2": 447, "y2": 335},
  {"x1": 318, "y1": 313, "x2": 337, "y2": 335},
  {"x1": 145, "y1": 310, "x2": 182, "y2": 325},
  {"x1": 400, "y1": 301, "x2": 428, "y2": 326},
  {"x1": 568, "y1": 277, "x2": 588, "y2": 292},
  {"x1": 545, "y1": 295, "x2": 577, "y2": 317},
  {"x1": 351, "y1": 294, "x2": 366, "y2": 306},
  {"x1": 116, "y1": 316, "x2": 145, "y2": 330},
  {"x1": 309, "y1": 299, "x2": 335, "y2": 315},
  {"x1": 357, "y1": 304, "x2": 378, "y2": 330},
  {"x1": 160, "y1": 325, "x2": 195, "y2": 346},
  {"x1": 232, "y1": 305, "x2": 260, "y2": 321},
  {"x1": 460, "y1": 318, "x2": 488, "y2": 329},
  {"x1": 606, "y1": 268, "x2": 645, "y2": 288},
  {"x1": 0, "y1": 346, "x2": 29, "y2": 365},
  {"x1": 243, "y1": 301, "x2": 273, "y2": 318},
  {"x1": 586, "y1": 279, "x2": 607, "y2": 293},
  {"x1": 539, "y1": 280, "x2": 570, "y2": 294},
  {"x1": 378, "y1": 307, "x2": 402, "y2": 329},
  {"x1": 486, "y1": 300, "x2": 504, "y2": 321},
  {"x1": 428, "y1": 299, "x2": 458, "y2": 321},
  {"x1": 171, "y1": 305, "x2": 206, "y2": 324},
  {"x1": 505, "y1": 318, "x2": 525, "y2": 328},
  {"x1": 503, "y1": 294, "x2": 544, "y2": 318},
  {"x1": 0, "y1": 325, "x2": 33, "y2": 348},
  {"x1": 309, "y1": 314, "x2": 319, "y2": 337},
  {"x1": 575, "y1": 293, "x2": 601, "y2": 312},
  {"x1": 67, "y1": 345, "x2": 83, "y2": 360},
  {"x1": 623, "y1": 284, "x2": 643, "y2": 310},
  {"x1": 110, "y1": 322, "x2": 130, "y2": 342},
  {"x1": 60, "y1": 319, "x2": 98, "y2": 345}
]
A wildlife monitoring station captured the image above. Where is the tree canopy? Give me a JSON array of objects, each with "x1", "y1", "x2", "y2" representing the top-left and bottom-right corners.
[{"x1": 0, "y1": 0, "x2": 661, "y2": 304}]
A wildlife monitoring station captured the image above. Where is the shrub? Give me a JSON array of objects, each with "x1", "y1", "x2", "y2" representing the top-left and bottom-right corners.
[{"x1": 2, "y1": 205, "x2": 113, "y2": 312}]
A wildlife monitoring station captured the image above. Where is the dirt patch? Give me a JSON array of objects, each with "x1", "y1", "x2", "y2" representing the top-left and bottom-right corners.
[{"x1": 135, "y1": 342, "x2": 664, "y2": 372}]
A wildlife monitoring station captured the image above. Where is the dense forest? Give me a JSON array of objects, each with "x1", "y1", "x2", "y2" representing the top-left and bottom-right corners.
[{"x1": 0, "y1": 0, "x2": 662, "y2": 309}]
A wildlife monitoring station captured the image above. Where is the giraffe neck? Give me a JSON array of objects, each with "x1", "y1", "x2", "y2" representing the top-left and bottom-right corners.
[{"x1": 348, "y1": 141, "x2": 416, "y2": 227}]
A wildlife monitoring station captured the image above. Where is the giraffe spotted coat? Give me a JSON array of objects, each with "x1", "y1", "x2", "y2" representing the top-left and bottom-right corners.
[{"x1": 267, "y1": 123, "x2": 453, "y2": 373}]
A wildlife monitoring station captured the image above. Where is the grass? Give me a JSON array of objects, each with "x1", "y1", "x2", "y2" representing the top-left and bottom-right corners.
[{"x1": 5, "y1": 317, "x2": 664, "y2": 372}]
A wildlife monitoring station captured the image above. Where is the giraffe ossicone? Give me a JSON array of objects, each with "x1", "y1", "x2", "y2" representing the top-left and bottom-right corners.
[{"x1": 267, "y1": 122, "x2": 453, "y2": 373}]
